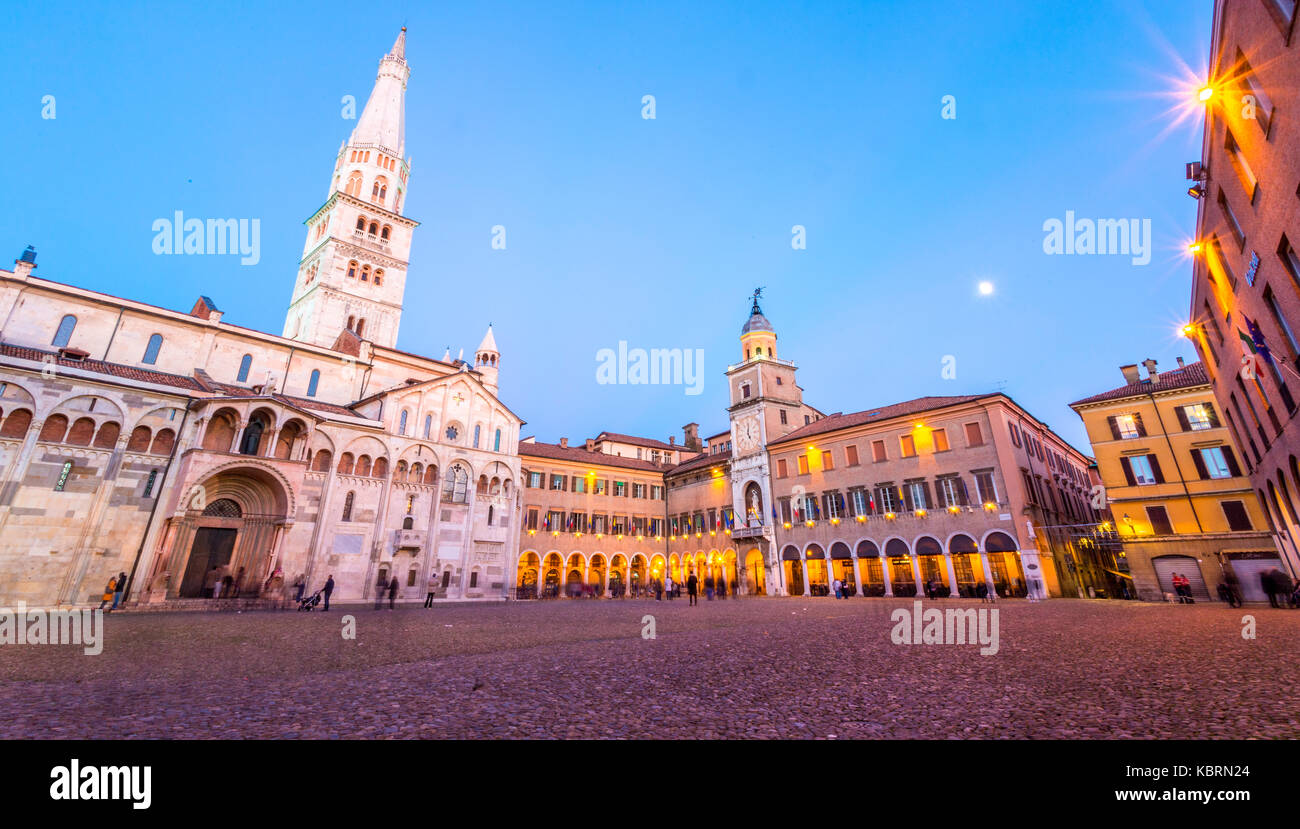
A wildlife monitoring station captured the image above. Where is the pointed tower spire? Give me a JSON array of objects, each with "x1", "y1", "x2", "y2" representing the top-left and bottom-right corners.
[
  {"x1": 389, "y1": 26, "x2": 406, "y2": 60},
  {"x1": 475, "y1": 324, "x2": 501, "y2": 395},
  {"x1": 350, "y1": 27, "x2": 410, "y2": 159}
]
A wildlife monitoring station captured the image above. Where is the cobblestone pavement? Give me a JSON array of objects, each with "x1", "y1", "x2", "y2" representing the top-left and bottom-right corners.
[{"x1": 2, "y1": 598, "x2": 1297, "y2": 739}]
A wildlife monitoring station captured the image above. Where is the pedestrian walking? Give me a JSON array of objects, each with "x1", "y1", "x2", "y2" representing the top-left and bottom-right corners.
[
  {"x1": 221, "y1": 572, "x2": 234, "y2": 600},
  {"x1": 98, "y1": 575, "x2": 117, "y2": 610},
  {"x1": 374, "y1": 572, "x2": 388, "y2": 610},
  {"x1": 388, "y1": 576, "x2": 399, "y2": 609},
  {"x1": 322, "y1": 574, "x2": 335, "y2": 611},
  {"x1": 832, "y1": 577, "x2": 843, "y2": 600},
  {"x1": 665, "y1": 574, "x2": 674, "y2": 600},
  {"x1": 704, "y1": 574, "x2": 715, "y2": 601},
  {"x1": 111, "y1": 571, "x2": 127, "y2": 609},
  {"x1": 976, "y1": 582, "x2": 988, "y2": 603},
  {"x1": 687, "y1": 573, "x2": 698, "y2": 606},
  {"x1": 425, "y1": 571, "x2": 438, "y2": 607},
  {"x1": 293, "y1": 575, "x2": 306, "y2": 604}
]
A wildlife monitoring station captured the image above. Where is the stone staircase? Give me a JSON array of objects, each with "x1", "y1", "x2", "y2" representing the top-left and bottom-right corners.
[{"x1": 119, "y1": 597, "x2": 289, "y2": 613}]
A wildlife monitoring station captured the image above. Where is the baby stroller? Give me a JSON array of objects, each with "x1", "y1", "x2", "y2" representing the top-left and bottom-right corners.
[{"x1": 297, "y1": 589, "x2": 322, "y2": 611}]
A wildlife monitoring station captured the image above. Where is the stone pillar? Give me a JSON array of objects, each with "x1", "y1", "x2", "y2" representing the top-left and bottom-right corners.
[
  {"x1": 881, "y1": 556, "x2": 893, "y2": 597},
  {"x1": 978, "y1": 548, "x2": 996, "y2": 596},
  {"x1": 851, "y1": 554, "x2": 863, "y2": 597},
  {"x1": 799, "y1": 556, "x2": 811, "y2": 596},
  {"x1": 232, "y1": 421, "x2": 248, "y2": 454},
  {"x1": 263, "y1": 428, "x2": 280, "y2": 458},
  {"x1": 909, "y1": 555, "x2": 923, "y2": 598},
  {"x1": 0, "y1": 417, "x2": 44, "y2": 539},
  {"x1": 943, "y1": 552, "x2": 960, "y2": 598}
]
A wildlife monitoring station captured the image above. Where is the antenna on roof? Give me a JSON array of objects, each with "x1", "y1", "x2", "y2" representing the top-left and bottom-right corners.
[{"x1": 993, "y1": 380, "x2": 1008, "y2": 393}]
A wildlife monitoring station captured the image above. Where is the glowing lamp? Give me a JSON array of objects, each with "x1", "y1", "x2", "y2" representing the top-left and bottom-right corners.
[
  {"x1": 1198, "y1": 85, "x2": 1214, "y2": 102},
  {"x1": 915, "y1": 509, "x2": 927, "y2": 518},
  {"x1": 885, "y1": 512, "x2": 896, "y2": 520}
]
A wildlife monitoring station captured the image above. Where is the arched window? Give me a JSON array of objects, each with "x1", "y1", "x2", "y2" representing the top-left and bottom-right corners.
[
  {"x1": 347, "y1": 260, "x2": 358, "y2": 278},
  {"x1": 236, "y1": 354, "x2": 252, "y2": 383},
  {"x1": 356, "y1": 319, "x2": 365, "y2": 338},
  {"x1": 142, "y1": 333, "x2": 163, "y2": 364},
  {"x1": 342, "y1": 491, "x2": 354, "y2": 522},
  {"x1": 423, "y1": 414, "x2": 432, "y2": 438},
  {"x1": 150, "y1": 428, "x2": 175, "y2": 455},
  {"x1": 442, "y1": 464, "x2": 469, "y2": 504},
  {"x1": 307, "y1": 369, "x2": 320, "y2": 397},
  {"x1": 373, "y1": 269, "x2": 383, "y2": 286},
  {"x1": 355, "y1": 216, "x2": 366, "y2": 231},
  {"x1": 473, "y1": 425, "x2": 481, "y2": 448},
  {"x1": 52, "y1": 315, "x2": 76, "y2": 348},
  {"x1": 345, "y1": 171, "x2": 363, "y2": 197},
  {"x1": 398, "y1": 409, "x2": 408, "y2": 435},
  {"x1": 347, "y1": 315, "x2": 356, "y2": 331},
  {"x1": 127, "y1": 426, "x2": 152, "y2": 452},
  {"x1": 360, "y1": 265, "x2": 371, "y2": 282},
  {"x1": 494, "y1": 429, "x2": 501, "y2": 452},
  {"x1": 367, "y1": 222, "x2": 378, "y2": 236},
  {"x1": 38, "y1": 413, "x2": 68, "y2": 442},
  {"x1": 380, "y1": 225, "x2": 391, "y2": 240}
]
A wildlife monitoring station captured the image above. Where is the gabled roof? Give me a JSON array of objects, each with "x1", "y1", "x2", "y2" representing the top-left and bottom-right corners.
[
  {"x1": 518, "y1": 440, "x2": 665, "y2": 472},
  {"x1": 594, "y1": 431, "x2": 682, "y2": 452},
  {"x1": 768, "y1": 394, "x2": 994, "y2": 446},
  {"x1": 1069, "y1": 362, "x2": 1209, "y2": 407},
  {"x1": 668, "y1": 447, "x2": 731, "y2": 476}
]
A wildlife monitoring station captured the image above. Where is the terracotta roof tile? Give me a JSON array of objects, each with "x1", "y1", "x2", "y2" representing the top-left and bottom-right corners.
[
  {"x1": 0, "y1": 343, "x2": 205, "y2": 392},
  {"x1": 594, "y1": 431, "x2": 682, "y2": 452},
  {"x1": 519, "y1": 441, "x2": 666, "y2": 472},
  {"x1": 768, "y1": 394, "x2": 994, "y2": 446},
  {"x1": 668, "y1": 447, "x2": 731, "y2": 475},
  {"x1": 1069, "y1": 362, "x2": 1209, "y2": 407}
]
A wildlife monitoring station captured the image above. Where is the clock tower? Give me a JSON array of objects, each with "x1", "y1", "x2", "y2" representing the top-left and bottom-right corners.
[{"x1": 726, "y1": 290, "x2": 808, "y2": 595}]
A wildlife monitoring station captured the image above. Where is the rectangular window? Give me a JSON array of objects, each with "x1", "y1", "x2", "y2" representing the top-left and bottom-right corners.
[
  {"x1": 1218, "y1": 188, "x2": 1245, "y2": 249},
  {"x1": 1197, "y1": 447, "x2": 1235, "y2": 479},
  {"x1": 595, "y1": 479, "x2": 607, "y2": 495},
  {"x1": 633, "y1": 483, "x2": 646, "y2": 498},
  {"x1": 651, "y1": 485, "x2": 663, "y2": 500},
  {"x1": 1279, "y1": 235, "x2": 1300, "y2": 294},
  {"x1": 907, "y1": 481, "x2": 928, "y2": 511},
  {"x1": 572, "y1": 476, "x2": 587, "y2": 493},
  {"x1": 932, "y1": 428, "x2": 949, "y2": 452},
  {"x1": 1146, "y1": 505, "x2": 1173, "y2": 535},
  {"x1": 779, "y1": 409, "x2": 787, "y2": 425},
  {"x1": 779, "y1": 497, "x2": 792, "y2": 523},
  {"x1": 1181, "y1": 403, "x2": 1218, "y2": 431},
  {"x1": 899, "y1": 434, "x2": 916, "y2": 458},
  {"x1": 1222, "y1": 500, "x2": 1253, "y2": 531},
  {"x1": 974, "y1": 471, "x2": 999, "y2": 505},
  {"x1": 1115, "y1": 414, "x2": 1142, "y2": 439},
  {"x1": 614, "y1": 481, "x2": 627, "y2": 496},
  {"x1": 1126, "y1": 454, "x2": 1160, "y2": 485},
  {"x1": 469, "y1": 571, "x2": 478, "y2": 588},
  {"x1": 845, "y1": 444, "x2": 859, "y2": 466},
  {"x1": 777, "y1": 458, "x2": 788, "y2": 478},
  {"x1": 964, "y1": 422, "x2": 983, "y2": 447},
  {"x1": 550, "y1": 474, "x2": 565, "y2": 491},
  {"x1": 797, "y1": 455, "x2": 809, "y2": 475},
  {"x1": 143, "y1": 469, "x2": 158, "y2": 498},
  {"x1": 1236, "y1": 51, "x2": 1275, "y2": 135},
  {"x1": 872, "y1": 440, "x2": 887, "y2": 462},
  {"x1": 528, "y1": 471, "x2": 542, "y2": 488},
  {"x1": 850, "y1": 488, "x2": 867, "y2": 516},
  {"x1": 821, "y1": 449, "x2": 833, "y2": 471},
  {"x1": 1264, "y1": 286, "x2": 1300, "y2": 356},
  {"x1": 1224, "y1": 128, "x2": 1259, "y2": 202},
  {"x1": 874, "y1": 485, "x2": 901, "y2": 514},
  {"x1": 526, "y1": 508, "x2": 538, "y2": 530}
]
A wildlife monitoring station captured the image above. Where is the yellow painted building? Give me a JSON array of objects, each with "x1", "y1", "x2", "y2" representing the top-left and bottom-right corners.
[{"x1": 1070, "y1": 358, "x2": 1290, "y2": 602}]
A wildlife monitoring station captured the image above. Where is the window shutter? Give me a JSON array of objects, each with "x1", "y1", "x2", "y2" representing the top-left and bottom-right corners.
[
  {"x1": 902, "y1": 485, "x2": 914, "y2": 511},
  {"x1": 1149, "y1": 454, "x2": 1165, "y2": 484},
  {"x1": 1107, "y1": 416, "x2": 1121, "y2": 440},
  {"x1": 1206, "y1": 402, "x2": 1221, "y2": 428},
  {"x1": 1190, "y1": 449, "x2": 1209, "y2": 480},
  {"x1": 921, "y1": 481, "x2": 933, "y2": 510},
  {"x1": 1120, "y1": 457, "x2": 1136, "y2": 486},
  {"x1": 1133, "y1": 412, "x2": 1147, "y2": 437},
  {"x1": 1223, "y1": 446, "x2": 1242, "y2": 477},
  {"x1": 956, "y1": 477, "x2": 970, "y2": 505},
  {"x1": 1174, "y1": 406, "x2": 1190, "y2": 431}
]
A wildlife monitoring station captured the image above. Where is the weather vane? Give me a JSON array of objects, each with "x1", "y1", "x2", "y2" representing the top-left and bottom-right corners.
[{"x1": 750, "y1": 286, "x2": 765, "y2": 312}]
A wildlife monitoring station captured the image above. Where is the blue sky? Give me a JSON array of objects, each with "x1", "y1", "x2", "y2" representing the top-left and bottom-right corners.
[{"x1": 1, "y1": 0, "x2": 1211, "y2": 451}]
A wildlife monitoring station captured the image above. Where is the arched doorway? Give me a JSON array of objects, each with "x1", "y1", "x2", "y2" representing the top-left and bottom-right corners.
[
  {"x1": 166, "y1": 465, "x2": 291, "y2": 600},
  {"x1": 857, "y1": 540, "x2": 884, "y2": 596},
  {"x1": 517, "y1": 552, "x2": 539, "y2": 599},
  {"x1": 805, "y1": 544, "x2": 828, "y2": 595},
  {"x1": 541, "y1": 552, "x2": 562, "y2": 598},
  {"x1": 885, "y1": 538, "x2": 915, "y2": 596},
  {"x1": 782, "y1": 545, "x2": 803, "y2": 595},
  {"x1": 745, "y1": 549, "x2": 766, "y2": 595},
  {"x1": 566, "y1": 553, "x2": 585, "y2": 597},
  {"x1": 984, "y1": 531, "x2": 1025, "y2": 597}
]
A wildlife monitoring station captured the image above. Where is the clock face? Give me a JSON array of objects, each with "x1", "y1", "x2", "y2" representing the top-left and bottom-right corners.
[{"x1": 735, "y1": 416, "x2": 760, "y2": 453}]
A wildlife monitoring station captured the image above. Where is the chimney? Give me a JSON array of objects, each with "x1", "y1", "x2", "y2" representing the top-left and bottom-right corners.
[
  {"x1": 669, "y1": 436, "x2": 676, "y2": 446},
  {"x1": 13, "y1": 246, "x2": 36, "y2": 279},
  {"x1": 559, "y1": 437, "x2": 568, "y2": 448},
  {"x1": 683, "y1": 422, "x2": 701, "y2": 451},
  {"x1": 1120, "y1": 364, "x2": 1141, "y2": 385},
  {"x1": 585, "y1": 438, "x2": 594, "y2": 452},
  {"x1": 1176, "y1": 356, "x2": 1185, "y2": 368},
  {"x1": 1142, "y1": 358, "x2": 1159, "y2": 383}
]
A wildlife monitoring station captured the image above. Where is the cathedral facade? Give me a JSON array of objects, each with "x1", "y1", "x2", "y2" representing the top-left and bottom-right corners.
[{"x1": 0, "y1": 29, "x2": 1103, "y2": 608}]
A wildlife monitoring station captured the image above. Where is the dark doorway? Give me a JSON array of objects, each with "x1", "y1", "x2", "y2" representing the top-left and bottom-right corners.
[{"x1": 181, "y1": 528, "x2": 237, "y2": 597}]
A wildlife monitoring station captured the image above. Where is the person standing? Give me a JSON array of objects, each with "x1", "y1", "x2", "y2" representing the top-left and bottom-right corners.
[
  {"x1": 704, "y1": 574, "x2": 715, "y2": 601},
  {"x1": 832, "y1": 577, "x2": 843, "y2": 600},
  {"x1": 387, "y1": 576, "x2": 399, "y2": 609},
  {"x1": 111, "y1": 572, "x2": 127, "y2": 610},
  {"x1": 293, "y1": 575, "x2": 306, "y2": 604},
  {"x1": 687, "y1": 573, "x2": 699, "y2": 606},
  {"x1": 99, "y1": 575, "x2": 117, "y2": 610},
  {"x1": 425, "y1": 571, "x2": 438, "y2": 607},
  {"x1": 665, "y1": 574, "x2": 674, "y2": 601},
  {"x1": 322, "y1": 574, "x2": 335, "y2": 611}
]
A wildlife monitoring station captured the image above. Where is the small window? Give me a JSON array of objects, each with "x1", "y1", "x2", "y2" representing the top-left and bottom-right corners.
[
  {"x1": 845, "y1": 445, "x2": 859, "y2": 466},
  {"x1": 821, "y1": 450, "x2": 833, "y2": 471},
  {"x1": 306, "y1": 369, "x2": 321, "y2": 397},
  {"x1": 473, "y1": 425, "x2": 481, "y2": 448},
  {"x1": 494, "y1": 429, "x2": 501, "y2": 451},
  {"x1": 398, "y1": 410, "x2": 408, "y2": 435},
  {"x1": 143, "y1": 469, "x2": 159, "y2": 498},
  {"x1": 54, "y1": 460, "x2": 73, "y2": 491},
  {"x1": 777, "y1": 458, "x2": 788, "y2": 478},
  {"x1": 871, "y1": 440, "x2": 887, "y2": 462},
  {"x1": 1221, "y1": 500, "x2": 1253, "y2": 531},
  {"x1": 964, "y1": 422, "x2": 983, "y2": 447},
  {"x1": 237, "y1": 354, "x2": 252, "y2": 383},
  {"x1": 470, "y1": 571, "x2": 479, "y2": 588},
  {"x1": 932, "y1": 428, "x2": 949, "y2": 452},
  {"x1": 1146, "y1": 505, "x2": 1172, "y2": 535},
  {"x1": 779, "y1": 409, "x2": 787, "y2": 425},
  {"x1": 899, "y1": 434, "x2": 916, "y2": 458},
  {"x1": 52, "y1": 315, "x2": 76, "y2": 348},
  {"x1": 797, "y1": 455, "x2": 809, "y2": 475},
  {"x1": 142, "y1": 333, "x2": 163, "y2": 365}
]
